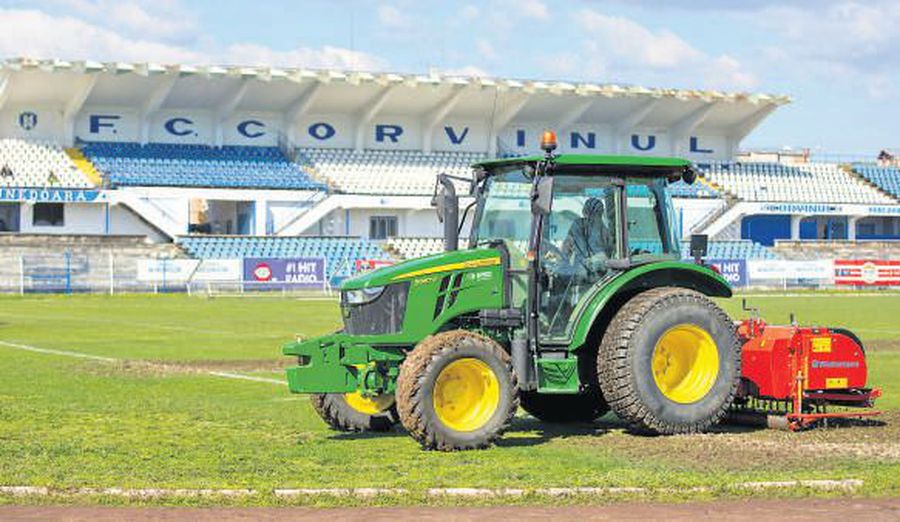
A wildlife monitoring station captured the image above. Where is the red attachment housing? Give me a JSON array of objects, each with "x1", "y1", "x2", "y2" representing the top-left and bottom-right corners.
[
  {"x1": 736, "y1": 318, "x2": 881, "y2": 429},
  {"x1": 739, "y1": 321, "x2": 868, "y2": 399}
]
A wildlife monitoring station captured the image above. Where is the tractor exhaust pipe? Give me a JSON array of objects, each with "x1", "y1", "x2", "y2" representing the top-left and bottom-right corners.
[{"x1": 433, "y1": 174, "x2": 459, "y2": 252}]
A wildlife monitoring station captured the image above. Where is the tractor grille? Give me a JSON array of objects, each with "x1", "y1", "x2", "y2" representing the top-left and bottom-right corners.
[{"x1": 341, "y1": 282, "x2": 409, "y2": 335}]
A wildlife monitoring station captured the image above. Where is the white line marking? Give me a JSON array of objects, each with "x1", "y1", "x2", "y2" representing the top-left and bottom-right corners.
[
  {"x1": 0, "y1": 340, "x2": 286, "y2": 386},
  {"x1": 208, "y1": 371, "x2": 286, "y2": 386},
  {"x1": 0, "y1": 341, "x2": 116, "y2": 362},
  {"x1": 0, "y1": 480, "x2": 864, "y2": 499}
]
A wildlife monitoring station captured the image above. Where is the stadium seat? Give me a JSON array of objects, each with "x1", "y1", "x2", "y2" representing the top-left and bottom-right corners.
[
  {"x1": 177, "y1": 235, "x2": 392, "y2": 278},
  {"x1": 385, "y1": 237, "x2": 445, "y2": 259},
  {"x1": 680, "y1": 239, "x2": 777, "y2": 260},
  {"x1": 852, "y1": 164, "x2": 900, "y2": 200},
  {"x1": 81, "y1": 142, "x2": 327, "y2": 191},
  {"x1": 298, "y1": 148, "x2": 485, "y2": 195},
  {"x1": 698, "y1": 162, "x2": 894, "y2": 204},
  {"x1": 0, "y1": 139, "x2": 94, "y2": 188}
]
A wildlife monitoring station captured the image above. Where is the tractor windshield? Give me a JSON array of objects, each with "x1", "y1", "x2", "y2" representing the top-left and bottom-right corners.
[{"x1": 470, "y1": 167, "x2": 532, "y2": 264}]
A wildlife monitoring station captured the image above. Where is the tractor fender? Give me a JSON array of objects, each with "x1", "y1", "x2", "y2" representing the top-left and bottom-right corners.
[{"x1": 567, "y1": 261, "x2": 732, "y2": 352}]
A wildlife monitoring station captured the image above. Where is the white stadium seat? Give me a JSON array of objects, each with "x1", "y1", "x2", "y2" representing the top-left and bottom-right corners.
[
  {"x1": 298, "y1": 148, "x2": 485, "y2": 195},
  {"x1": 699, "y1": 162, "x2": 893, "y2": 204},
  {"x1": 0, "y1": 139, "x2": 92, "y2": 188}
]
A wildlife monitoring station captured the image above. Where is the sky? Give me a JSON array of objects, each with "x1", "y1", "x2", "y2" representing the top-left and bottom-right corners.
[{"x1": 0, "y1": 0, "x2": 897, "y2": 156}]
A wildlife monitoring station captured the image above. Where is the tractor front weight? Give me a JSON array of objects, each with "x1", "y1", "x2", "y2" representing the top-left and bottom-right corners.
[{"x1": 282, "y1": 334, "x2": 405, "y2": 396}]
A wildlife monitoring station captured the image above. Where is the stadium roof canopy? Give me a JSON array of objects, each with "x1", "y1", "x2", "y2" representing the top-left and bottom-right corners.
[{"x1": 0, "y1": 58, "x2": 791, "y2": 158}]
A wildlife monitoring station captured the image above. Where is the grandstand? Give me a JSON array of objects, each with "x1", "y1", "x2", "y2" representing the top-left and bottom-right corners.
[
  {"x1": 1, "y1": 57, "x2": 899, "y2": 292},
  {"x1": 299, "y1": 149, "x2": 484, "y2": 195},
  {"x1": 82, "y1": 142, "x2": 327, "y2": 191},
  {"x1": 0, "y1": 139, "x2": 93, "y2": 188},
  {"x1": 853, "y1": 165, "x2": 900, "y2": 200},
  {"x1": 699, "y1": 162, "x2": 894, "y2": 204}
]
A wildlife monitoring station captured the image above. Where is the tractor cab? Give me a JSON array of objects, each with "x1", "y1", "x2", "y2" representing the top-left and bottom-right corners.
[{"x1": 436, "y1": 131, "x2": 701, "y2": 344}]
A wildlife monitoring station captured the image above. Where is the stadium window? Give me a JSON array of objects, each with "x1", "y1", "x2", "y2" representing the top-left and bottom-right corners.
[
  {"x1": 369, "y1": 216, "x2": 398, "y2": 239},
  {"x1": 33, "y1": 203, "x2": 65, "y2": 227}
]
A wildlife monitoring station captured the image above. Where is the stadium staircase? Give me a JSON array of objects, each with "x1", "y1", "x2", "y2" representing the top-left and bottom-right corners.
[
  {"x1": 65, "y1": 148, "x2": 103, "y2": 187},
  {"x1": 114, "y1": 191, "x2": 184, "y2": 240}
]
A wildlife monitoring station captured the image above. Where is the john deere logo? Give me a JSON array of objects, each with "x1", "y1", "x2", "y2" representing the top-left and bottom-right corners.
[{"x1": 18, "y1": 111, "x2": 38, "y2": 131}]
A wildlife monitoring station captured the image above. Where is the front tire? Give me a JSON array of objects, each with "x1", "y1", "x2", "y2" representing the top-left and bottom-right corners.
[
  {"x1": 310, "y1": 392, "x2": 398, "y2": 432},
  {"x1": 396, "y1": 330, "x2": 518, "y2": 451},
  {"x1": 597, "y1": 287, "x2": 740, "y2": 434}
]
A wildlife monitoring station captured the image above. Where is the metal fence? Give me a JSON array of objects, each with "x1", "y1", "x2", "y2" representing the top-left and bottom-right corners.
[
  {"x1": 0, "y1": 252, "x2": 346, "y2": 296},
  {"x1": 2, "y1": 253, "x2": 898, "y2": 294}
]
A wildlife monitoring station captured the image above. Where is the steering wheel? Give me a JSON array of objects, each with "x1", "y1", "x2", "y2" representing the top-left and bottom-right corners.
[{"x1": 542, "y1": 242, "x2": 567, "y2": 268}]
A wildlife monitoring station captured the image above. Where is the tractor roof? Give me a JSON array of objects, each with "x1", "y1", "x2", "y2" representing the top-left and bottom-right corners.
[{"x1": 473, "y1": 154, "x2": 692, "y2": 170}]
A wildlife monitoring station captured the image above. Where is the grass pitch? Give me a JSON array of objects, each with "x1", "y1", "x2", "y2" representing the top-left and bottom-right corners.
[{"x1": 0, "y1": 292, "x2": 898, "y2": 506}]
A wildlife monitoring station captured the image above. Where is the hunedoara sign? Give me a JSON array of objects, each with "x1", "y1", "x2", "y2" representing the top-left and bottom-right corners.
[{"x1": 0, "y1": 187, "x2": 105, "y2": 203}]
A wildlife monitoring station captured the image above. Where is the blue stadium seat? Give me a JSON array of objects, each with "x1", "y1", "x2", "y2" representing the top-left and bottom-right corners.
[
  {"x1": 177, "y1": 236, "x2": 392, "y2": 278},
  {"x1": 81, "y1": 142, "x2": 327, "y2": 190},
  {"x1": 852, "y1": 164, "x2": 900, "y2": 200},
  {"x1": 680, "y1": 239, "x2": 777, "y2": 260}
]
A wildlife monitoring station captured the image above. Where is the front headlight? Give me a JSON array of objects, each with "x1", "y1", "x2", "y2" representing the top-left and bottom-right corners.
[{"x1": 343, "y1": 285, "x2": 385, "y2": 305}]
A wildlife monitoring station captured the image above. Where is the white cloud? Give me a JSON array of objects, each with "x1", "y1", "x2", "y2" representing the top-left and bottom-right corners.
[
  {"x1": 223, "y1": 44, "x2": 385, "y2": 70},
  {"x1": 547, "y1": 8, "x2": 758, "y2": 90},
  {"x1": 460, "y1": 5, "x2": 479, "y2": 19},
  {"x1": 38, "y1": 0, "x2": 196, "y2": 43},
  {"x1": 519, "y1": 0, "x2": 549, "y2": 19},
  {"x1": 579, "y1": 10, "x2": 701, "y2": 69},
  {"x1": 755, "y1": 1, "x2": 900, "y2": 98},
  {"x1": 0, "y1": 7, "x2": 386, "y2": 71},
  {"x1": 435, "y1": 65, "x2": 489, "y2": 78},
  {"x1": 476, "y1": 39, "x2": 498, "y2": 61},
  {"x1": 378, "y1": 5, "x2": 411, "y2": 29},
  {"x1": 0, "y1": 8, "x2": 202, "y2": 63}
]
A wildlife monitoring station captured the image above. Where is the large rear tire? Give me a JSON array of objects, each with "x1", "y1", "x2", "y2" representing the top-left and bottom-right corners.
[
  {"x1": 597, "y1": 287, "x2": 740, "y2": 434},
  {"x1": 396, "y1": 330, "x2": 518, "y2": 451},
  {"x1": 310, "y1": 392, "x2": 398, "y2": 432}
]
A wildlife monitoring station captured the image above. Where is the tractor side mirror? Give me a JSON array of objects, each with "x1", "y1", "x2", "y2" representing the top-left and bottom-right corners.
[
  {"x1": 690, "y1": 234, "x2": 708, "y2": 263},
  {"x1": 433, "y1": 174, "x2": 460, "y2": 251},
  {"x1": 532, "y1": 177, "x2": 554, "y2": 216},
  {"x1": 682, "y1": 166, "x2": 698, "y2": 185},
  {"x1": 434, "y1": 188, "x2": 446, "y2": 223}
]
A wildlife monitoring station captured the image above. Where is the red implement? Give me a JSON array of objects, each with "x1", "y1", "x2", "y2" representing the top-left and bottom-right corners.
[{"x1": 734, "y1": 318, "x2": 881, "y2": 430}]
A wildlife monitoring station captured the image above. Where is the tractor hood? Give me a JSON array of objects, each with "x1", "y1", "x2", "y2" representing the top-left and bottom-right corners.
[{"x1": 341, "y1": 248, "x2": 502, "y2": 290}]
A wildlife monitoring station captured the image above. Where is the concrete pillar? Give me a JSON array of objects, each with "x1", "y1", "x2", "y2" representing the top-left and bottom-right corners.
[
  {"x1": 790, "y1": 214, "x2": 804, "y2": 240},
  {"x1": 848, "y1": 215, "x2": 860, "y2": 241},
  {"x1": 255, "y1": 200, "x2": 268, "y2": 236}
]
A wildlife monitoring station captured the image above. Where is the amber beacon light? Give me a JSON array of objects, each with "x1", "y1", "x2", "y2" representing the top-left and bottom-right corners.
[{"x1": 540, "y1": 129, "x2": 558, "y2": 153}]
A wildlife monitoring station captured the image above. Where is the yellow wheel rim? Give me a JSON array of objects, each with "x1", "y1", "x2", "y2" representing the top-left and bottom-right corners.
[
  {"x1": 343, "y1": 392, "x2": 394, "y2": 415},
  {"x1": 652, "y1": 324, "x2": 719, "y2": 404},
  {"x1": 433, "y1": 358, "x2": 501, "y2": 432}
]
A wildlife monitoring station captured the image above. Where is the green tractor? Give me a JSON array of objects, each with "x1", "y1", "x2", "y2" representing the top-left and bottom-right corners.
[{"x1": 283, "y1": 134, "x2": 740, "y2": 450}]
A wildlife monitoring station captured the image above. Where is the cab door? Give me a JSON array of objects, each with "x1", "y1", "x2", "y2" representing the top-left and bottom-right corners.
[{"x1": 537, "y1": 174, "x2": 621, "y2": 341}]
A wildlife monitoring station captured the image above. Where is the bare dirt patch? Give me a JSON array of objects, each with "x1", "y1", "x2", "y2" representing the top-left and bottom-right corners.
[{"x1": 2, "y1": 498, "x2": 899, "y2": 521}]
